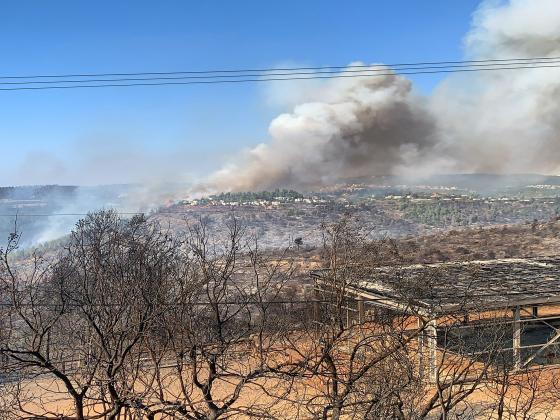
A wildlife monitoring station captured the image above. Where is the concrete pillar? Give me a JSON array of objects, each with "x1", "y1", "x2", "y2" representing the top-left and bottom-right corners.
[
  {"x1": 313, "y1": 286, "x2": 321, "y2": 324},
  {"x1": 358, "y1": 299, "x2": 365, "y2": 324},
  {"x1": 346, "y1": 299, "x2": 351, "y2": 327},
  {"x1": 513, "y1": 306, "x2": 521, "y2": 370},
  {"x1": 427, "y1": 319, "x2": 438, "y2": 383},
  {"x1": 418, "y1": 318, "x2": 425, "y2": 380}
]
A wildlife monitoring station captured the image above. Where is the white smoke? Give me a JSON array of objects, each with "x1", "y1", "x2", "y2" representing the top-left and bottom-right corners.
[
  {"x1": 210, "y1": 66, "x2": 439, "y2": 191},
  {"x1": 208, "y1": 0, "x2": 560, "y2": 192},
  {"x1": 433, "y1": 0, "x2": 560, "y2": 175}
]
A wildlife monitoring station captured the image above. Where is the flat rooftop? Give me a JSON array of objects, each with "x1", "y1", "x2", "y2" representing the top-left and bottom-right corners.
[{"x1": 311, "y1": 257, "x2": 560, "y2": 313}]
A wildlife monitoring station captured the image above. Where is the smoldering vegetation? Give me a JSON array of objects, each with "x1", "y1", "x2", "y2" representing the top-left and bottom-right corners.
[
  {"x1": 9, "y1": 172, "x2": 560, "y2": 252},
  {"x1": 0, "y1": 183, "x2": 188, "y2": 248},
  {"x1": 0, "y1": 185, "x2": 128, "y2": 247}
]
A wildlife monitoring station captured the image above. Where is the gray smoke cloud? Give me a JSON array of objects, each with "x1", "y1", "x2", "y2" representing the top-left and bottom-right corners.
[
  {"x1": 432, "y1": 0, "x2": 560, "y2": 175},
  {"x1": 208, "y1": 0, "x2": 560, "y2": 192},
  {"x1": 210, "y1": 69, "x2": 441, "y2": 191}
]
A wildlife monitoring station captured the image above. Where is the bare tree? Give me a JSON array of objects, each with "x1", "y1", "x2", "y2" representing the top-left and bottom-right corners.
[
  {"x1": 275, "y1": 219, "x2": 427, "y2": 419},
  {"x1": 137, "y1": 216, "x2": 303, "y2": 419},
  {"x1": 2, "y1": 213, "x2": 559, "y2": 419},
  {"x1": 0, "y1": 210, "x2": 185, "y2": 419},
  {"x1": 283, "y1": 219, "x2": 535, "y2": 420}
]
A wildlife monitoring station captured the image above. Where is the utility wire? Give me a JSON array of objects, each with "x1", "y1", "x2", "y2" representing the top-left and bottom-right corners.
[
  {"x1": 0, "y1": 208, "x2": 278, "y2": 217},
  {"x1": 4, "y1": 287, "x2": 560, "y2": 307},
  {"x1": 0, "y1": 212, "x2": 148, "y2": 217},
  {"x1": 3, "y1": 59, "x2": 560, "y2": 86},
  {"x1": 1, "y1": 55, "x2": 559, "y2": 79},
  {"x1": 1, "y1": 62, "x2": 560, "y2": 91}
]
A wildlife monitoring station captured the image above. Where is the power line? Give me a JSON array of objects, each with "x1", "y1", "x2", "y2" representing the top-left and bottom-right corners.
[
  {"x1": 0, "y1": 203, "x2": 341, "y2": 217},
  {"x1": 1, "y1": 62, "x2": 560, "y2": 92},
  {"x1": 3, "y1": 59, "x2": 560, "y2": 86},
  {"x1": 1, "y1": 200, "x2": 559, "y2": 218},
  {"x1": 1, "y1": 55, "x2": 559, "y2": 80},
  {"x1": 0, "y1": 208, "x2": 277, "y2": 217},
  {"x1": 4, "y1": 287, "x2": 560, "y2": 307},
  {"x1": 0, "y1": 212, "x2": 147, "y2": 217}
]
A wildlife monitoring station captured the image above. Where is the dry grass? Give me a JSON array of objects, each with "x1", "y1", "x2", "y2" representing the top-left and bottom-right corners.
[{"x1": 392, "y1": 220, "x2": 560, "y2": 264}]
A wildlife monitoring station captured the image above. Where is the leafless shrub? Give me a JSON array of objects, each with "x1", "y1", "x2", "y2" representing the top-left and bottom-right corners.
[
  {"x1": 1, "y1": 213, "x2": 559, "y2": 419},
  {"x1": 0, "y1": 210, "x2": 186, "y2": 419}
]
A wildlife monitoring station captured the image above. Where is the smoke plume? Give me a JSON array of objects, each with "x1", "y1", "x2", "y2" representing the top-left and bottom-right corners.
[
  {"x1": 208, "y1": 0, "x2": 560, "y2": 192},
  {"x1": 432, "y1": 0, "x2": 560, "y2": 175},
  {"x1": 211, "y1": 69, "x2": 440, "y2": 191}
]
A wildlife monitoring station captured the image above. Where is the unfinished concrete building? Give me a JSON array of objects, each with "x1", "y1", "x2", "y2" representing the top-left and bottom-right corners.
[{"x1": 312, "y1": 257, "x2": 560, "y2": 381}]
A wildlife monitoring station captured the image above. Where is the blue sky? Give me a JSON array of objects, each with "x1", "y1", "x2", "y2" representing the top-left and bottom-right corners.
[{"x1": 0, "y1": 0, "x2": 482, "y2": 186}]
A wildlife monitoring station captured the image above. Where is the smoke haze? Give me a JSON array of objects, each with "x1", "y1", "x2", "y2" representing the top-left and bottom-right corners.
[{"x1": 5, "y1": 0, "x2": 560, "y2": 248}]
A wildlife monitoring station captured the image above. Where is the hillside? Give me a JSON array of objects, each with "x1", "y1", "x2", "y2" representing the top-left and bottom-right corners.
[{"x1": 398, "y1": 219, "x2": 560, "y2": 263}]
